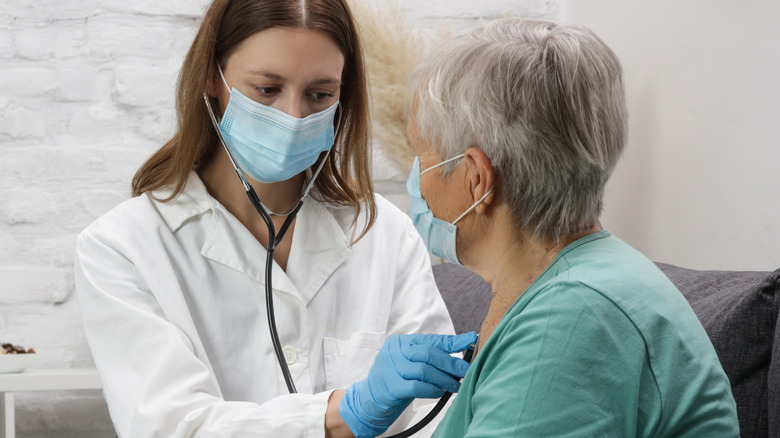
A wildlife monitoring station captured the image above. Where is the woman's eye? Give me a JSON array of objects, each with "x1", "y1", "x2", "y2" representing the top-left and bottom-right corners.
[
  {"x1": 311, "y1": 91, "x2": 333, "y2": 101},
  {"x1": 254, "y1": 86, "x2": 279, "y2": 96}
]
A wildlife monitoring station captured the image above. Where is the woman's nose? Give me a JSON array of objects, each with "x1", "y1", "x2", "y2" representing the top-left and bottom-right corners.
[{"x1": 278, "y1": 95, "x2": 305, "y2": 119}]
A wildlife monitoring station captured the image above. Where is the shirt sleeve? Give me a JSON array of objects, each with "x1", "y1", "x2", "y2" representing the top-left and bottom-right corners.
[
  {"x1": 74, "y1": 223, "x2": 334, "y2": 438},
  {"x1": 464, "y1": 283, "x2": 655, "y2": 438}
]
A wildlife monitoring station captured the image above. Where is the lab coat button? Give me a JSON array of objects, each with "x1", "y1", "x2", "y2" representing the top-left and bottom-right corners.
[{"x1": 283, "y1": 346, "x2": 297, "y2": 364}]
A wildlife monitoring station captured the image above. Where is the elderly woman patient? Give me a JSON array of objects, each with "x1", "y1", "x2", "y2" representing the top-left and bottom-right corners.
[{"x1": 406, "y1": 18, "x2": 739, "y2": 437}]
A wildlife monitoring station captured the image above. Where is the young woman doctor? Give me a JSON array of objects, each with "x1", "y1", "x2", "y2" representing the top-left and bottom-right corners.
[{"x1": 73, "y1": 0, "x2": 475, "y2": 437}]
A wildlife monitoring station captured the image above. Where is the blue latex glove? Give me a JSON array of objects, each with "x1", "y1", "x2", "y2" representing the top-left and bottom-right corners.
[{"x1": 339, "y1": 332, "x2": 478, "y2": 438}]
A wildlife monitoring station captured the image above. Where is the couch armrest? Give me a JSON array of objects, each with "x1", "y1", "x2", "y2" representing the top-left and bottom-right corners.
[
  {"x1": 770, "y1": 308, "x2": 780, "y2": 438},
  {"x1": 654, "y1": 263, "x2": 779, "y2": 438}
]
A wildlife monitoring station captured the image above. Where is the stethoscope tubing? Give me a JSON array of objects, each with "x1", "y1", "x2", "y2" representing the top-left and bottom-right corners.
[{"x1": 247, "y1": 187, "x2": 302, "y2": 394}]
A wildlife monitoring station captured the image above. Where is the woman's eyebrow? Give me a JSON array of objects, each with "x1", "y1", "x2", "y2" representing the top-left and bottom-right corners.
[
  {"x1": 246, "y1": 70, "x2": 340, "y2": 85},
  {"x1": 246, "y1": 70, "x2": 285, "y2": 80},
  {"x1": 311, "y1": 77, "x2": 341, "y2": 85}
]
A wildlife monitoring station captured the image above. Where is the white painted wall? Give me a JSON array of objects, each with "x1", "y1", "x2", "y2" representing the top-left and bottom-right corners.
[
  {"x1": 562, "y1": 0, "x2": 780, "y2": 271},
  {"x1": 0, "y1": 1, "x2": 559, "y2": 436}
]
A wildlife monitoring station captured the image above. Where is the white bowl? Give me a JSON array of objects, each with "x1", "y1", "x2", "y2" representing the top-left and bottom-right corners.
[{"x1": 0, "y1": 354, "x2": 39, "y2": 373}]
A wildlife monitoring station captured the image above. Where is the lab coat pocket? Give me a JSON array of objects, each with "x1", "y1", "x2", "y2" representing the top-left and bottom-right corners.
[{"x1": 323, "y1": 331, "x2": 385, "y2": 389}]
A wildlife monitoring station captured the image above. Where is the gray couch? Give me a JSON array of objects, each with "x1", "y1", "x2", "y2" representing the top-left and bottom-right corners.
[{"x1": 432, "y1": 262, "x2": 780, "y2": 438}]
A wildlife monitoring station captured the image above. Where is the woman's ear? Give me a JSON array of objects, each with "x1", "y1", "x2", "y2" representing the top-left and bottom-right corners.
[
  {"x1": 206, "y1": 66, "x2": 221, "y2": 98},
  {"x1": 463, "y1": 147, "x2": 495, "y2": 214}
]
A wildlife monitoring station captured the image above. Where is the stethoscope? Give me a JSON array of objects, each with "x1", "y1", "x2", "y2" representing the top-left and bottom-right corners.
[{"x1": 203, "y1": 93, "x2": 475, "y2": 437}]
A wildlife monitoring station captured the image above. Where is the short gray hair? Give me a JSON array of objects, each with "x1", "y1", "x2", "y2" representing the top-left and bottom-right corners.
[{"x1": 408, "y1": 18, "x2": 627, "y2": 243}]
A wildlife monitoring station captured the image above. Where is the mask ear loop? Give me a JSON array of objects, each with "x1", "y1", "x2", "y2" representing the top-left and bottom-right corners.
[
  {"x1": 417, "y1": 152, "x2": 491, "y2": 224},
  {"x1": 217, "y1": 64, "x2": 232, "y2": 93},
  {"x1": 452, "y1": 186, "x2": 493, "y2": 225},
  {"x1": 420, "y1": 153, "x2": 465, "y2": 176}
]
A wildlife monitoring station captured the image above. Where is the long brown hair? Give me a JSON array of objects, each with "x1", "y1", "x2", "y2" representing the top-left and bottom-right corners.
[{"x1": 132, "y1": 0, "x2": 376, "y2": 237}]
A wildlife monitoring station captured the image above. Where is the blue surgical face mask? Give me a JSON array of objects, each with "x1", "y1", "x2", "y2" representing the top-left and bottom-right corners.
[
  {"x1": 406, "y1": 154, "x2": 493, "y2": 265},
  {"x1": 217, "y1": 65, "x2": 339, "y2": 184}
]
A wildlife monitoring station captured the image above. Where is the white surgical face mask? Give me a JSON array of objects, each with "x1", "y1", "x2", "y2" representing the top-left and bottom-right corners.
[
  {"x1": 406, "y1": 154, "x2": 493, "y2": 264},
  {"x1": 216, "y1": 65, "x2": 339, "y2": 183}
]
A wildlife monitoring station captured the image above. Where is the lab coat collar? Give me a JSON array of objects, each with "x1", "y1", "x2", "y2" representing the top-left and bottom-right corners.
[
  {"x1": 201, "y1": 203, "x2": 299, "y2": 298},
  {"x1": 151, "y1": 171, "x2": 212, "y2": 233},
  {"x1": 153, "y1": 171, "x2": 353, "y2": 304}
]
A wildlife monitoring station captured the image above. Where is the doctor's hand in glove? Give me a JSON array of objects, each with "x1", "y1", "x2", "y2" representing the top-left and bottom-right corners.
[{"x1": 338, "y1": 331, "x2": 478, "y2": 438}]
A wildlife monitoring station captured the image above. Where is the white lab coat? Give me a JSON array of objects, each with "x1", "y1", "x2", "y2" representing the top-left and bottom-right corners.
[{"x1": 74, "y1": 171, "x2": 455, "y2": 438}]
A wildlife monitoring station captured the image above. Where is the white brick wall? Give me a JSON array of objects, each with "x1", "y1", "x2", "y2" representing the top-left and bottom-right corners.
[{"x1": 0, "y1": 1, "x2": 559, "y2": 436}]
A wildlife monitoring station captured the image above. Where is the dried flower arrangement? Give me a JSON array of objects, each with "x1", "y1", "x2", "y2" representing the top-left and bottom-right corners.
[{"x1": 348, "y1": 0, "x2": 451, "y2": 172}]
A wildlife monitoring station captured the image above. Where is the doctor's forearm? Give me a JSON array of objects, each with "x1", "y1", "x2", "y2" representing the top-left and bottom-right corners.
[{"x1": 326, "y1": 390, "x2": 355, "y2": 438}]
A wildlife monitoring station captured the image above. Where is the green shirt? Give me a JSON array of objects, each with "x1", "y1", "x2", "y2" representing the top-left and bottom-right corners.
[{"x1": 434, "y1": 231, "x2": 738, "y2": 437}]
